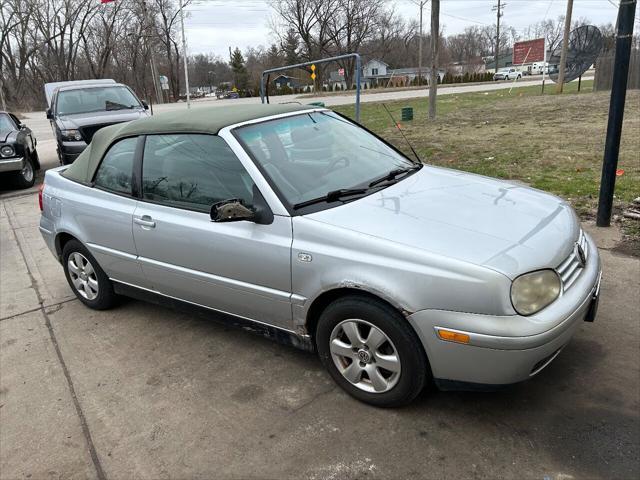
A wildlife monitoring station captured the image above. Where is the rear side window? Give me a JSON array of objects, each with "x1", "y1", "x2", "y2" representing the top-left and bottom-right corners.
[
  {"x1": 141, "y1": 134, "x2": 255, "y2": 213},
  {"x1": 94, "y1": 137, "x2": 137, "y2": 194}
]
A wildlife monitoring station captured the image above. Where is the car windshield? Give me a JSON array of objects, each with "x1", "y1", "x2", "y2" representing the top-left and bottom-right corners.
[
  {"x1": 0, "y1": 113, "x2": 15, "y2": 130},
  {"x1": 234, "y1": 111, "x2": 416, "y2": 209},
  {"x1": 56, "y1": 86, "x2": 142, "y2": 116}
]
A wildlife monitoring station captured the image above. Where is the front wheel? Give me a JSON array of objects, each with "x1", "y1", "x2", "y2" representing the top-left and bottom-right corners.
[
  {"x1": 62, "y1": 240, "x2": 116, "y2": 310},
  {"x1": 316, "y1": 296, "x2": 429, "y2": 407},
  {"x1": 11, "y1": 154, "x2": 35, "y2": 189}
]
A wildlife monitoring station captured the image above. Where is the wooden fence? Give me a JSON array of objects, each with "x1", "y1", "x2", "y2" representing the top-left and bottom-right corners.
[{"x1": 594, "y1": 51, "x2": 640, "y2": 91}]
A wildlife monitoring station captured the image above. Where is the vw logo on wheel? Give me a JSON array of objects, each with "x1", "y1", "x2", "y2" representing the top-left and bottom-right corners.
[{"x1": 357, "y1": 349, "x2": 371, "y2": 363}]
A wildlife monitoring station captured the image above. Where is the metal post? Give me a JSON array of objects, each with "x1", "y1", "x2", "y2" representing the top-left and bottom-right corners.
[
  {"x1": 355, "y1": 55, "x2": 361, "y2": 121},
  {"x1": 429, "y1": 0, "x2": 439, "y2": 119},
  {"x1": 179, "y1": 0, "x2": 190, "y2": 108},
  {"x1": 414, "y1": 1, "x2": 426, "y2": 85},
  {"x1": 260, "y1": 53, "x2": 362, "y2": 122},
  {"x1": 596, "y1": 0, "x2": 637, "y2": 227},
  {"x1": 556, "y1": 0, "x2": 574, "y2": 93},
  {"x1": 541, "y1": 39, "x2": 547, "y2": 93}
]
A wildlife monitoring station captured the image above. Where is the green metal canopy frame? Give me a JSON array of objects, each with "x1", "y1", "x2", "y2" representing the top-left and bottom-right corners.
[{"x1": 260, "y1": 53, "x2": 362, "y2": 122}]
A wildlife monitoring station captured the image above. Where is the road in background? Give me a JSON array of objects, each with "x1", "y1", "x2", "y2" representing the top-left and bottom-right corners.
[{"x1": 1, "y1": 74, "x2": 591, "y2": 200}]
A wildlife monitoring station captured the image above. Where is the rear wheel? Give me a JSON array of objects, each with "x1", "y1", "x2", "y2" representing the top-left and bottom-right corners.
[
  {"x1": 11, "y1": 153, "x2": 35, "y2": 189},
  {"x1": 62, "y1": 240, "x2": 116, "y2": 310},
  {"x1": 316, "y1": 296, "x2": 429, "y2": 407}
]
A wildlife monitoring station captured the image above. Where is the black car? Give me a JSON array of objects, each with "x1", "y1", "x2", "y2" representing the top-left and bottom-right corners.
[
  {"x1": 0, "y1": 111, "x2": 40, "y2": 189},
  {"x1": 45, "y1": 79, "x2": 150, "y2": 165}
]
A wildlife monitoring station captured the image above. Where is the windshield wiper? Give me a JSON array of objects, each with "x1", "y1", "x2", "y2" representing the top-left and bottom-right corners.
[
  {"x1": 368, "y1": 164, "x2": 422, "y2": 188},
  {"x1": 292, "y1": 187, "x2": 370, "y2": 210},
  {"x1": 105, "y1": 100, "x2": 135, "y2": 111}
]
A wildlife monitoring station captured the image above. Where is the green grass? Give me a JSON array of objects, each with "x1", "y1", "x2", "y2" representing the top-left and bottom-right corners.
[{"x1": 332, "y1": 80, "x2": 640, "y2": 250}]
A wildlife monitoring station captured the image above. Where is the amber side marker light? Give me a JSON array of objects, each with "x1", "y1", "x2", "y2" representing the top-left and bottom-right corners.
[{"x1": 437, "y1": 329, "x2": 470, "y2": 344}]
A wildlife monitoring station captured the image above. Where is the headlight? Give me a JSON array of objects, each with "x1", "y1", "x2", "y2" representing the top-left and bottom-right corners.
[
  {"x1": 0, "y1": 145, "x2": 15, "y2": 157},
  {"x1": 60, "y1": 129, "x2": 83, "y2": 141},
  {"x1": 511, "y1": 269, "x2": 561, "y2": 316}
]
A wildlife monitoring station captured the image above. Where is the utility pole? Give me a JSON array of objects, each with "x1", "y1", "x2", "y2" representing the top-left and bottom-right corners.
[
  {"x1": 556, "y1": 0, "x2": 574, "y2": 93},
  {"x1": 492, "y1": 0, "x2": 505, "y2": 73},
  {"x1": 596, "y1": 0, "x2": 637, "y2": 227},
  {"x1": 141, "y1": 1, "x2": 162, "y2": 104},
  {"x1": 413, "y1": 1, "x2": 428, "y2": 85},
  {"x1": 0, "y1": 77, "x2": 6, "y2": 111},
  {"x1": 429, "y1": 0, "x2": 439, "y2": 119},
  {"x1": 179, "y1": 0, "x2": 191, "y2": 108}
]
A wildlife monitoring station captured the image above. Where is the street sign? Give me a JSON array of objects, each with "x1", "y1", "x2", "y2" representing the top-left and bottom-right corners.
[
  {"x1": 311, "y1": 73, "x2": 316, "y2": 80},
  {"x1": 310, "y1": 64, "x2": 316, "y2": 71},
  {"x1": 513, "y1": 38, "x2": 545, "y2": 64},
  {"x1": 159, "y1": 75, "x2": 169, "y2": 90}
]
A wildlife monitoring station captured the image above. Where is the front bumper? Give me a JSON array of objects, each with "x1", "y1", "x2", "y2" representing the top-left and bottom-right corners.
[
  {"x1": 408, "y1": 233, "x2": 602, "y2": 388},
  {"x1": 58, "y1": 140, "x2": 87, "y2": 164},
  {"x1": 0, "y1": 156, "x2": 25, "y2": 173}
]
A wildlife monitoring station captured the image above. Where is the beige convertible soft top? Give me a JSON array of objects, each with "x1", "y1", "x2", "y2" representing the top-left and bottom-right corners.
[{"x1": 63, "y1": 103, "x2": 312, "y2": 184}]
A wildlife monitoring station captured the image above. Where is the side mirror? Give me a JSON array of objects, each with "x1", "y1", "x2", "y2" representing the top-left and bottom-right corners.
[
  {"x1": 46, "y1": 109, "x2": 53, "y2": 119},
  {"x1": 210, "y1": 199, "x2": 255, "y2": 222},
  {"x1": 141, "y1": 100, "x2": 149, "y2": 110}
]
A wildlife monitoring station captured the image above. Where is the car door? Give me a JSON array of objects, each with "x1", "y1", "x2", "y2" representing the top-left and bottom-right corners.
[
  {"x1": 132, "y1": 133, "x2": 294, "y2": 330},
  {"x1": 84, "y1": 136, "x2": 148, "y2": 288},
  {"x1": 8, "y1": 113, "x2": 34, "y2": 154}
]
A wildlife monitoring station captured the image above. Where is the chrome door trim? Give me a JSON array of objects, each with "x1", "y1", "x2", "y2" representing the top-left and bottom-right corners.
[
  {"x1": 86, "y1": 242, "x2": 138, "y2": 261},
  {"x1": 137, "y1": 255, "x2": 298, "y2": 302},
  {"x1": 110, "y1": 278, "x2": 306, "y2": 337}
]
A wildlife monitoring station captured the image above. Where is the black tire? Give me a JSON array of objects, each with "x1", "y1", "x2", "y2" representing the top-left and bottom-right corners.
[
  {"x1": 62, "y1": 239, "x2": 116, "y2": 310},
  {"x1": 31, "y1": 149, "x2": 41, "y2": 170},
  {"x1": 10, "y1": 153, "x2": 36, "y2": 189},
  {"x1": 316, "y1": 296, "x2": 429, "y2": 407}
]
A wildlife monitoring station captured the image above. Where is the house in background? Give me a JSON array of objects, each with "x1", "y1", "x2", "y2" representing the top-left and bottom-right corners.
[
  {"x1": 272, "y1": 74, "x2": 309, "y2": 90},
  {"x1": 328, "y1": 58, "x2": 444, "y2": 89},
  {"x1": 446, "y1": 58, "x2": 486, "y2": 76},
  {"x1": 363, "y1": 59, "x2": 388, "y2": 77},
  {"x1": 484, "y1": 50, "x2": 514, "y2": 71}
]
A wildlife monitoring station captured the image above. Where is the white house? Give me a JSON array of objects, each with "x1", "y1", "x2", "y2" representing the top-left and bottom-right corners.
[{"x1": 363, "y1": 59, "x2": 388, "y2": 77}]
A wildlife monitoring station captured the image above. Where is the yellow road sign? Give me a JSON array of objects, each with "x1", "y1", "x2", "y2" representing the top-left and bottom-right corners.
[
  {"x1": 311, "y1": 73, "x2": 316, "y2": 80},
  {"x1": 310, "y1": 64, "x2": 316, "y2": 71}
]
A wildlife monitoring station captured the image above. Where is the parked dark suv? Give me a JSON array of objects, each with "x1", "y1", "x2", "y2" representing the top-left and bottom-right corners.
[{"x1": 45, "y1": 79, "x2": 150, "y2": 165}]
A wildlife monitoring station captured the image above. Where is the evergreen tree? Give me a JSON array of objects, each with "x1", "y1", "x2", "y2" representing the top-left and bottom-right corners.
[
  {"x1": 266, "y1": 44, "x2": 283, "y2": 68},
  {"x1": 230, "y1": 47, "x2": 248, "y2": 90},
  {"x1": 281, "y1": 28, "x2": 300, "y2": 66}
]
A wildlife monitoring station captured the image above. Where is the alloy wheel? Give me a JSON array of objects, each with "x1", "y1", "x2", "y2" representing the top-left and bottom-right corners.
[
  {"x1": 67, "y1": 252, "x2": 99, "y2": 300},
  {"x1": 21, "y1": 161, "x2": 34, "y2": 183},
  {"x1": 329, "y1": 319, "x2": 401, "y2": 393}
]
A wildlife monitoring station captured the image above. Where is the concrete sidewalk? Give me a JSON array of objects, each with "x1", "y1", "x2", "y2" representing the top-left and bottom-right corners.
[{"x1": 1, "y1": 191, "x2": 639, "y2": 479}]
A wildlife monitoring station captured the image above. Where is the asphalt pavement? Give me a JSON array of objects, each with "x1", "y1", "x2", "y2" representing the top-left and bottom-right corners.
[
  {"x1": 1, "y1": 72, "x2": 638, "y2": 479},
  {"x1": 1, "y1": 173, "x2": 639, "y2": 479}
]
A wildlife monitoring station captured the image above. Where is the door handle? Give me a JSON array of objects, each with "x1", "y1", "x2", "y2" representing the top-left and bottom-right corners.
[{"x1": 134, "y1": 216, "x2": 156, "y2": 228}]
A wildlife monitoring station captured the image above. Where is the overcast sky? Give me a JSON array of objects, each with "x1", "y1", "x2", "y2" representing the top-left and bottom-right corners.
[{"x1": 183, "y1": 0, "x2": 624, "y2": 58}]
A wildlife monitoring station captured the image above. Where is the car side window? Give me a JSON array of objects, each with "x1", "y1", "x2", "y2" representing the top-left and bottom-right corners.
[
  {"x1": 142, "y1": 134, "x2": 255, "y2": 213},
  {"x1": 94, "y1": 137, "x2": 137, "y2": 194},
  {"x1": 0, "y1": 113, "x2": 16, "y2": 131}
]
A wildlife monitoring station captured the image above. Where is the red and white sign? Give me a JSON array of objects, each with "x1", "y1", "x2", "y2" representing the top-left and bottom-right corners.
[
  {"x1": 513, "y1": 38, "x2": 545, "y2": 65},
  {"x1": 338, "y1": 68, "x2": 345, "y2": 77}
]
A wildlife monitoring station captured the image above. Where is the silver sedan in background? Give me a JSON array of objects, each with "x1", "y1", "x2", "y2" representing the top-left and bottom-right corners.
[{"x1": 39, "y1": 105, "x2": 601, "y2": 406}]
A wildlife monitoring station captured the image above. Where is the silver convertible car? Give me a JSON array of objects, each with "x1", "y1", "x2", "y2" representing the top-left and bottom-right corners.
[{"x1": 39, "y1": 104, "x2": 602, "y2": 406}]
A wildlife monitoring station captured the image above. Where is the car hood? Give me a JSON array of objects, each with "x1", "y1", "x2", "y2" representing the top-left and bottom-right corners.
[
  {"x1": 57, "y1": 109, "x2": 148, "y2": 129},
  {"x1": 305, "y1": 166, "x2": 580, "y2": 279}
]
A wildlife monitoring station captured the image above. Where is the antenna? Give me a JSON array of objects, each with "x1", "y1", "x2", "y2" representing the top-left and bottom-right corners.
[
  {"x1": 548, "y1": 25, "x2": 604, "y2": 84},
  {"x1": 381, "y1": 104, "x2": 422, "y2": 164}
]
